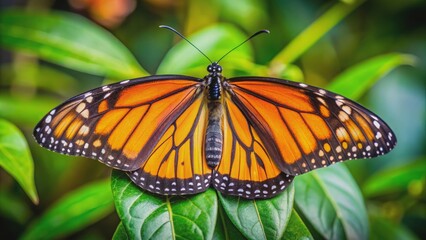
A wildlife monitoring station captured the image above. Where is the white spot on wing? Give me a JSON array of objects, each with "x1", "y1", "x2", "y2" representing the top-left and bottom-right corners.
[
  {"x1": 317, "y1": 97, "x2": 326, "y2": 106},
  {"x1": 336, "y1": 100, "x2": 344, "y2": 107},
  {"x1": 81, "y1": 109, "x2": 89, "y2": 118},
  {"x1": 342, "y1": 105, "x2": 352, "y2": 114},
  {"x1": 338, "y1": 111, "x2": 349, "y2": 122},
  {"x1": 373, "y1": 120, "x2": 380, "y2": 129},
  {"x1": 78, "y1": 125, "x2": 90, "y2": 136},
  {"x1": 45, "y1": 115, "x2": 52, "y2": 123},
  {"x1": 76, "y1": 102, "x2": 86, "y2": 113}
]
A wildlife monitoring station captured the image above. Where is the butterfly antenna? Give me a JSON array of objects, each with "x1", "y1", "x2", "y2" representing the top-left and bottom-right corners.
[
  {"x1": 217, "y1": 29, "x2": 270, "y2": 63},
  {"x1": 160, "y1": 25, "x2": 213, "y2": 64}
]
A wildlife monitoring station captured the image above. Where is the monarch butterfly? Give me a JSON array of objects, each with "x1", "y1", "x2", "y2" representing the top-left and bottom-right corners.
[{"x1": 34, "y1": 26, "x2": 396, "y2": 199}]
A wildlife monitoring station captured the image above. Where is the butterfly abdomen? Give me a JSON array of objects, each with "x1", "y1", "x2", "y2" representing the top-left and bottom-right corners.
[{"x1": 205, "y1": 101, "x2": 223, "y2": 168}]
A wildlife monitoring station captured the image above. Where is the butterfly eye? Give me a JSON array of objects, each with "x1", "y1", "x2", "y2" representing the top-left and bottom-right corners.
[
  {"x1": 216, "y1": 66, "x2": 222, "y2": 73},
  {"x1": 207, "y1": 65, "x2": 213, "y2": 72}
]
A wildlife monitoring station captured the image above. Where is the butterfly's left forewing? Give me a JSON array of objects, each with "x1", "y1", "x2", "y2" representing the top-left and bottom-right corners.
[
  {"x1": 34, "y1": 76, "x2": 205, "y2": 172},
  {"x1": 225, "y1": 77, "x2": 396, "y2": 176}
]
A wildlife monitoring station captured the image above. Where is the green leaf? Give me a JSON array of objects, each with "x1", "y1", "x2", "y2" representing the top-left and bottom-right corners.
[
  {"x1": 271, "y1": 0, "x2": 365, "y2": 66},
  {"x1": 157, "y1": 24, "x2": 254, "y2": 76},
  {"x1": 21, "y1": 179, "x2": 114, "y2": 240},
  {"x1": 0, "y1": 189, "x2": 32, "y2": 224},
  {"x1": 282, "y1": 209, "x2": 313, "y2": 240},
  {"x1": 369, "y1": 216, "x2": 419, "y2": 240},
  {"x1": 218, "y1": 183, "x2": 294, "y2": 240},
  {"x1": 0, "y1": 118, "x2": 38, "y2": 204},
  {"x1": 327, "y1": 53, "x2": 416, "y2": 99},
  {"x1": 217, "y1": 0, "x2": 267, "y2": 31},
  {"x1": 213, "y1": 203, "x2": 246, "y2": 240},
  {"x1": 363, "y1": 157, "x2": 426, "y2": 197},
  {"x1": 0, "y1": 9, "x2": 146, "y2": 79},
  {"x1": 113, "y1": 222, "x2": 129, "y2": 240},
  {"x1": 111, "y1": 170, "x2": 218, "y2": 240},
  {"x1": 295, "y1": 164, "x2": 368, "y2": 240},
  {"x1": 0, "y1": 63, "x2": 78, "y2": 97}
]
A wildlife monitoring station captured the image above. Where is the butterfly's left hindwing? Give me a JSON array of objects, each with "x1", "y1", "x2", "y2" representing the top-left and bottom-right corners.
[
  {"x1": 34, "y1": 76, "x2": 204, "y2": 172},
  {"x1": 226, "y1": 77, "x2": 397, "y2": 176}
]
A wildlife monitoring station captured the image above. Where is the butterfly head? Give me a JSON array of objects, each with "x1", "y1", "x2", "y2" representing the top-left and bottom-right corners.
[{"x1": 207, "y1": 62, "x2": 222, "y2": 77}]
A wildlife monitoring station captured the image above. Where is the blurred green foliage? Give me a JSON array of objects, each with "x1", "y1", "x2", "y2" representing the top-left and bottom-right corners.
[{"x1": 0, "y1": 0, "x2": 425, "y2": 239}]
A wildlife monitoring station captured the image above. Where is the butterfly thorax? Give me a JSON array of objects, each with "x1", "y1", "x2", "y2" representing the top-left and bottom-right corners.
[
  {"x1": 205, "y1": 62, "x2": 224, "y2": 168},
  {"x1": 206, "y1": 62, "x2": 222, "y2": 100}
]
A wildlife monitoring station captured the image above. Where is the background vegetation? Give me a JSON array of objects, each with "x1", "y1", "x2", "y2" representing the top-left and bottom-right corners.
[{"x1": 0, "y1": 0, "x2": 425, "y2": 239}]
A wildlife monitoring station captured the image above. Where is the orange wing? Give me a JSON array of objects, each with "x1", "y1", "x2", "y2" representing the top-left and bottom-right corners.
[
  {"x1": 212, "y1": 92, "x2": 294, "y2": 199},
  {"x1": 34, "y1": 75, "x2": 205, "y2": 172},
  {"x1": 225, "y1": 77, "x2": 397, "y2": 176},
  {"x1": 128, "y1": 94, "x2": 212, "y2": 195}
]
